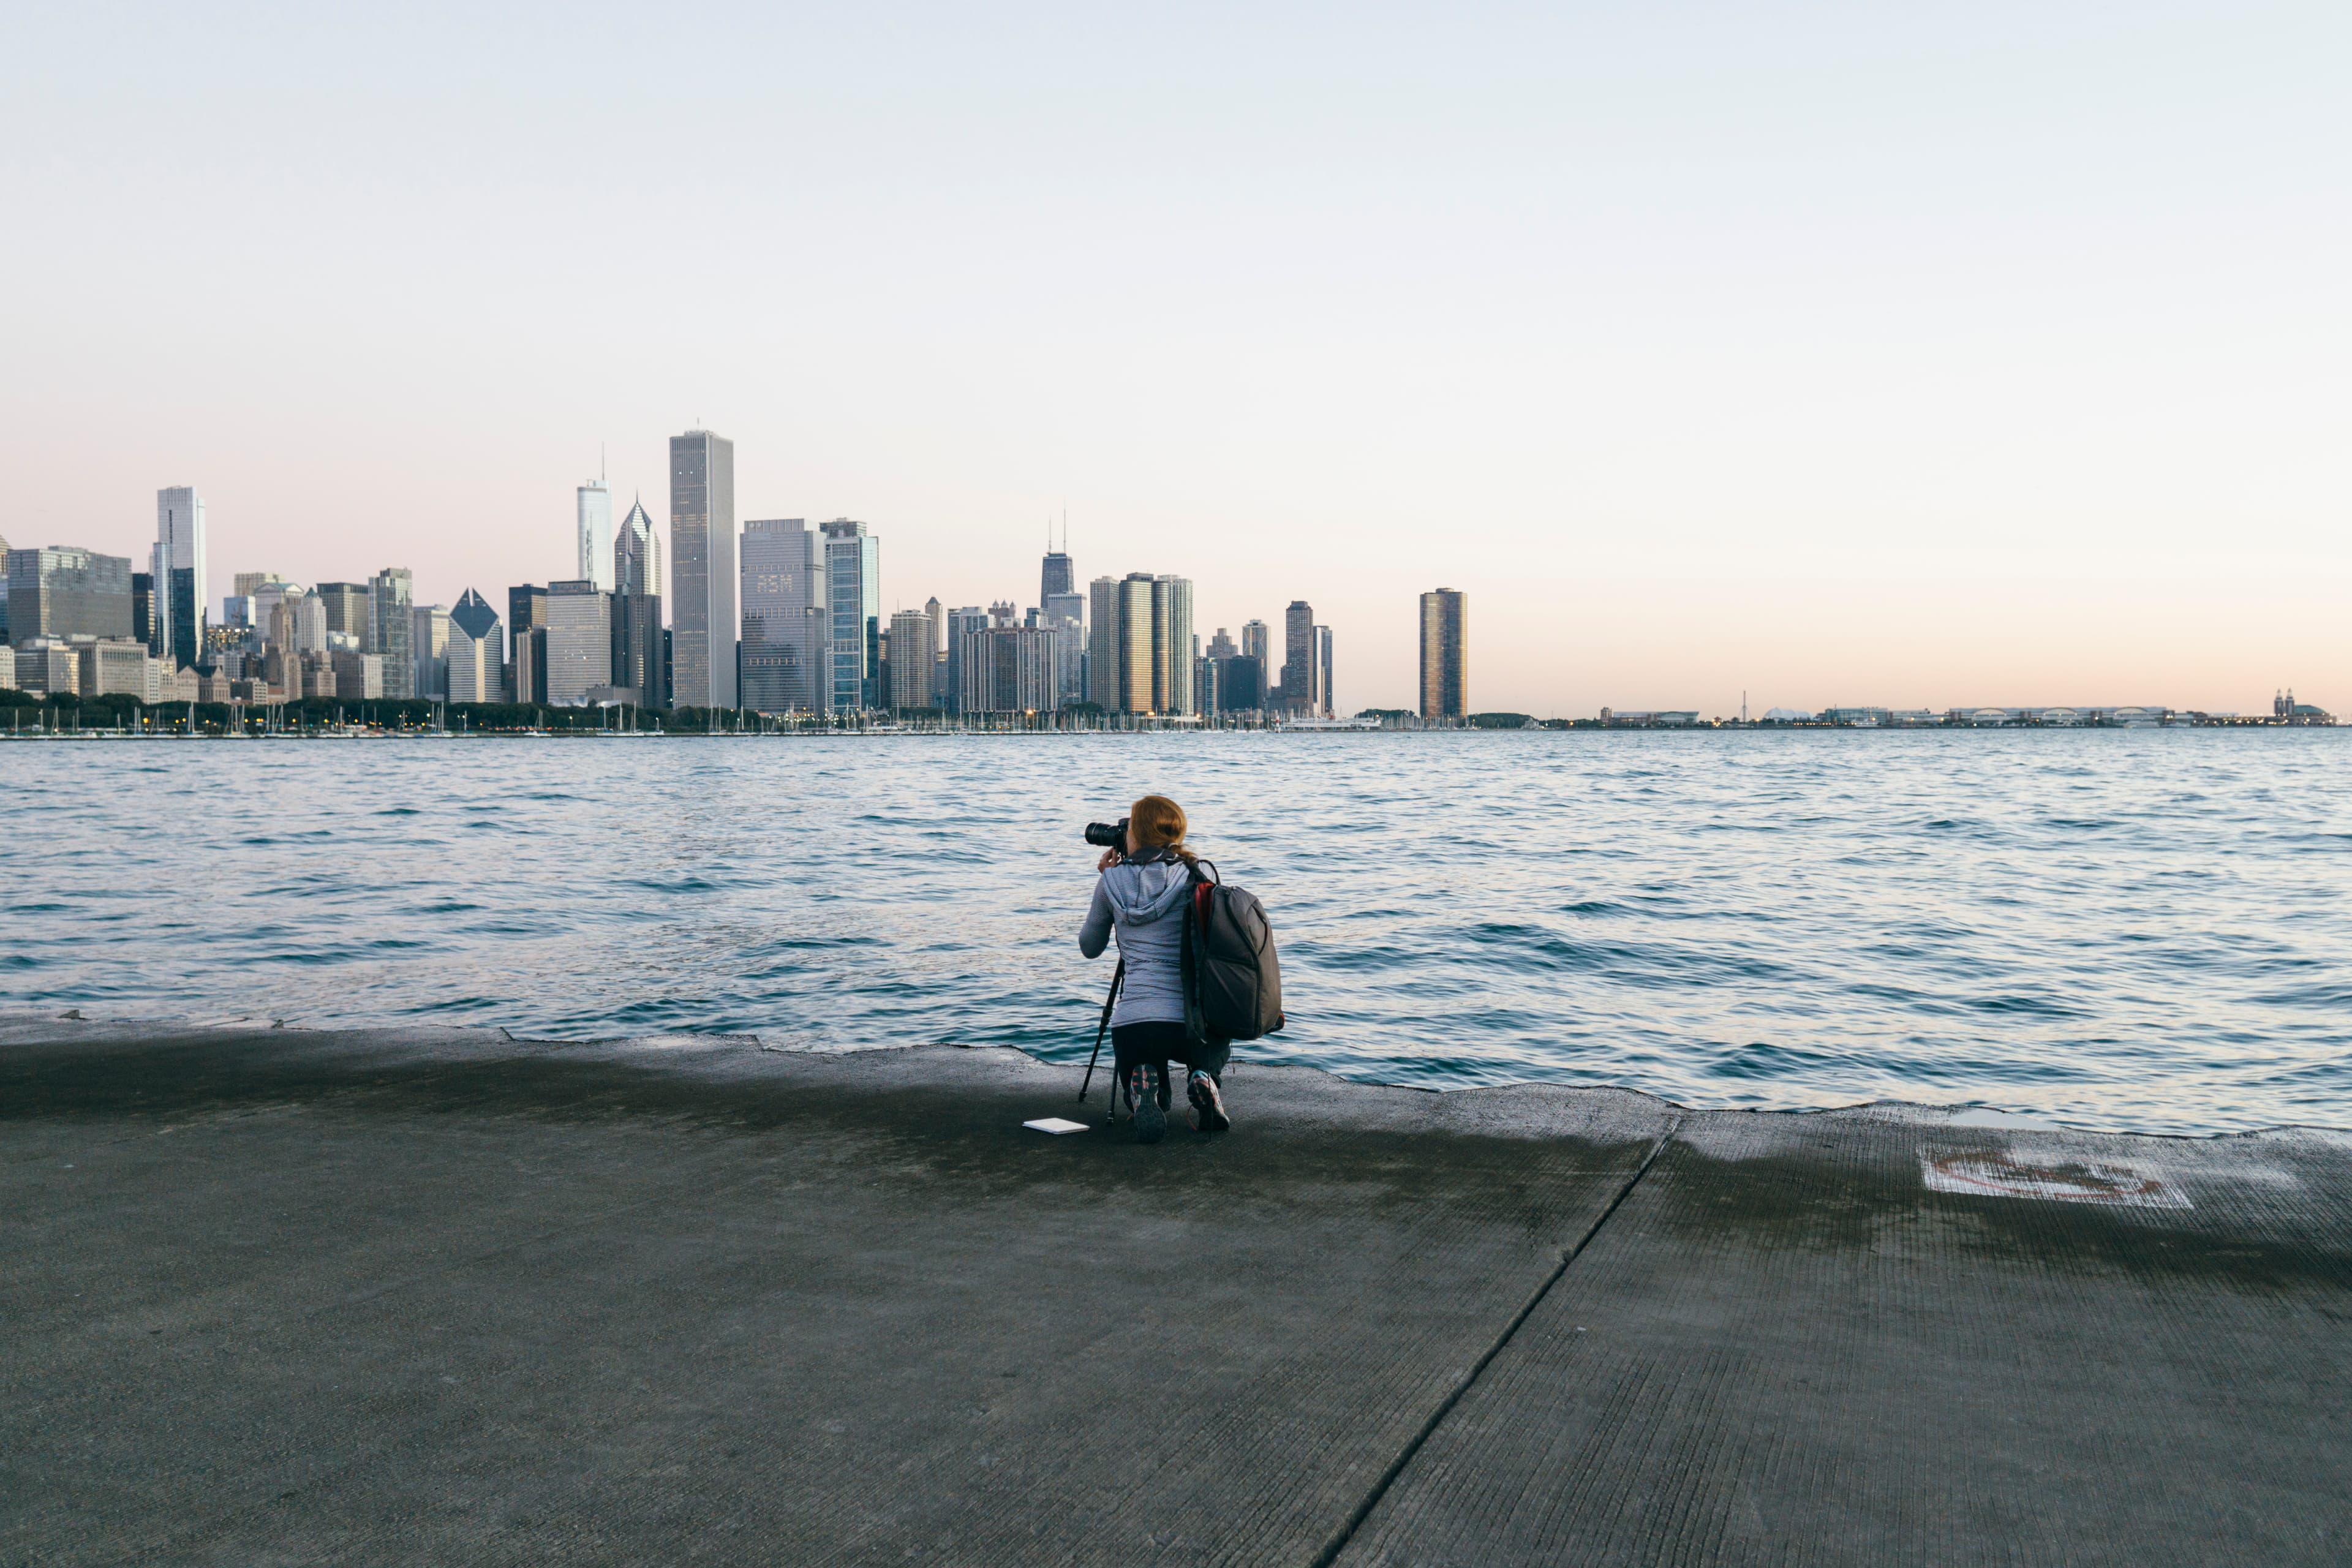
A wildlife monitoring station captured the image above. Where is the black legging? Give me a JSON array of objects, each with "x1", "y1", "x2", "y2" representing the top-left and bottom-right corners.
[{"x1": 1112, "y1": 1021, "x2": 1230, "y2": 1104}]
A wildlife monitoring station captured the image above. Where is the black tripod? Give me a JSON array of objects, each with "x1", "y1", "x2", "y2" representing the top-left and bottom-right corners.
[{"x1": 1077, "y1": 959, "x2": 1125, "y2": 1115}]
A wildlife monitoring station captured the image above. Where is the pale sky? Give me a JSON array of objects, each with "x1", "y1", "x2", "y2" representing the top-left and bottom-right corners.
[{"x1": 4, "y1": 2, "x2": 2345, "y2": 715}]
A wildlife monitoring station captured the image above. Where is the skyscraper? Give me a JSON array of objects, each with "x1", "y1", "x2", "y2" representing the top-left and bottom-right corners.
[
  {"x1": 1419, "y1": 589, "x2": 1468, "y2": 719},
  {"x1": 888, "y1": 609, "x2": 935, "y2": 710},
  {"x1": 741, "y1": 519, "x2": 823, "y2": 714},
  {"x1": 1152, "y1": 575, "x2": 1193, "y2": 715},
  {"x1": 670, "y1": 429, "x2": 737, "y2": 710},
  {"x1": 1205, "y1": 628, "x2": 1238, "y2": 662},
  {"x1": 154, "y1": 487, "x2": 208, "y2": 671},
  {"x1": 923, "y1": 596, "x2": 945, "y2": 705},
  {"x1": 412, "y1": 603, "x2": 450, "y2": 701},
  {"x1": 1241, "y1": 620, "x2": 1270, "y2": 665},
  {"x1": 943, "y1": 606, "x2": 990, "y2": 714},
  {"x1": 543, "y1": 580, "x2": 612, "y2": 703},
  {"x1": 316, "y1": 582, "x2": 372, "y2": 640},
  {"x1": 616, "y1": 497, "x2": 663, "y2": 599},
  {"x1": 820, "y1": 519, "x2": 879, "y2": 712},
  {"x1": 447, "y1": 590, "x2": 504, "y2": 703},
  {"x1": 6, "y1": 547, "x2": 134, "y2": 640},
  {"x1": 578, "y1": 479, "x2": 614, "y2": 593},
  {"x1": 368, "y1": 568, "x2": 415, "y2": 698},
  {"x1": 1315, "y1": 625, "x2": 1334, "y2": 718},
  {"x1": 1041, "y1": 538, "x2": 1073, "y2": 603},
  {"x1": 613, "y1": 501, "x2": 666, "y2": 707},
  {"x1": 1116, "y1": 573, "x2": 1155, "y2": 714},
  {"x1": 1280, "y1": 601, "x2": 1316, "y2": 712}
]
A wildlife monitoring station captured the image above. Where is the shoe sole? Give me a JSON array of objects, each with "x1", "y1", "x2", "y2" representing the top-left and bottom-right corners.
[{"x1": 1187, "y1": 1074, "x2": 1231, "y2": 1134}]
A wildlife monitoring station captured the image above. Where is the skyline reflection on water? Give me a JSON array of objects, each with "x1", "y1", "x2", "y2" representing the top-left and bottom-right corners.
[{"x1": 2, "y1": 729, "x2": 2346, "y2": 1134}]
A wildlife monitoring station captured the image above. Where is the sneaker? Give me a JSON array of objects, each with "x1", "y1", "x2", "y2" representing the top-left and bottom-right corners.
[
  {"x1": 1128, "y1": 1063, "x2": 1166, "y2": 1144},
  {"x1": 1186, "y1": 1070, "x2": 1231, "y2": 1134}
]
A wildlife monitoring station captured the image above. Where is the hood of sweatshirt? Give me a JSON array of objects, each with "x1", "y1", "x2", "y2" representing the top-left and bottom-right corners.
[{"x1": 1101, "y1": 858, "x2": 1194, "y2": 925}]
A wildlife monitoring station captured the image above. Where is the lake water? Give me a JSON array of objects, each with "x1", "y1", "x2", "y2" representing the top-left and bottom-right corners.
[{"x1": 2, "y1": 730, "x2": 2346, "y2": 1134}]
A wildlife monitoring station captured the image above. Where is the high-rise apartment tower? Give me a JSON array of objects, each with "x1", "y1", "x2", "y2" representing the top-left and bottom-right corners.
[{"x1": 1419, "y1": 589, "x2": 1468, "y2": 719}]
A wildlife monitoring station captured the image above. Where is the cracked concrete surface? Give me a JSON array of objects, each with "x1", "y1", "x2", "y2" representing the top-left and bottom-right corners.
[{"x1": 4, "y1": 1018, "x2": 2344, "y2": 1565}]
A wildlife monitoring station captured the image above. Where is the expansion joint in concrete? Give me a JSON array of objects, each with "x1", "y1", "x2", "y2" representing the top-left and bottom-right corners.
[{"x1": 1306, "y1": 1114, "x2": 1686, "y2": 1568}]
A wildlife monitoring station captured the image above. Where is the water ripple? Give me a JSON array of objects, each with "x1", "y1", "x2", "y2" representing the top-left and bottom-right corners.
[{"x1": 1, "y1": 729, "x2": 2348, "y2": 1134}]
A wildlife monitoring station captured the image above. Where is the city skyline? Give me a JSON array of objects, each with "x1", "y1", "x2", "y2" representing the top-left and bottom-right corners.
[{"x1": 8, "y1": 7, "x2": 2343, "y2": 717}]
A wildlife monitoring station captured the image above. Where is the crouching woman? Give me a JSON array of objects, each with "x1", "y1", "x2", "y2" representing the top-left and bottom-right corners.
[{"x1": 1079, "y1": 793, "x2": 1232, "y2": 1144}]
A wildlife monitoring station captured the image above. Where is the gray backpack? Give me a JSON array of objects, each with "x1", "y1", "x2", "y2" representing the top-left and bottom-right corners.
[{"x1": 1180, "y1": 860, "x2": 1286, "y2": 1043}]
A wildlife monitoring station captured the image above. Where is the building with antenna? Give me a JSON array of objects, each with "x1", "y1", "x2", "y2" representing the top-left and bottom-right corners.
[
  {"x1": 578, "y1": 478, "x2": 614, "y2": 593},
  {"x1": 1041, "y1": 523, "x2": 1072, "y2": 604}
]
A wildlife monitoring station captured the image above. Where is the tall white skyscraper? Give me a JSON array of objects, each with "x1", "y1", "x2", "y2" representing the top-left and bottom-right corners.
[
  {"x1": 154, "y1": 486, "x2": 207, "y2": 671},
  {"x1": 577, "y1": 480, "x2": 614, "y2": 594},
  {"x1": 671, "y1": 430, "x2": 737, "y2": 710}
]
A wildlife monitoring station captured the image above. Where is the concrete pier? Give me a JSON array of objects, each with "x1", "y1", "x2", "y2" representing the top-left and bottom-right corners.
[{"x1": 4, "y1": 1017, "x2": 2345, "y2": 1565}]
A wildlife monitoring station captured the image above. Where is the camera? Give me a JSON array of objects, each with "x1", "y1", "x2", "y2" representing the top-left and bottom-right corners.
[{"x1": 1084, "y1": 818, "x2": 1129, "y2": 851}]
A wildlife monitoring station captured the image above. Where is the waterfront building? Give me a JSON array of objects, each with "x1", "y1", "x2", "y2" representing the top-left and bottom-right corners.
[
  {"x1": 1316, "y1": 626, "x2": 1334, "y2": 717},
  {"x1": 1040, "y1": 593, "x2": 1085, "y2": 706},
  {"x1": 669, "y1": 431, "x2": 737, "y2": 710},
  {"x1": 0, "y1": 529, "x2": 9, "y2": 641},
  {"x1": 14, "y1": 639, "x2": 77, "y2": 695},
  {"x1": 1216, "y1": 654, "x2": 1265, "y2": 714},
  {"x1": 820, "y1": 519, "x2": 879, "y2": 712},
  {"x1": 888, "y1": 609, "x2": 934, "y2": 710},
  {"x1": 7, "y1": 548, "x2": 133, "y2": 643},
  {"x1": 154, "y1": 487, "x2": 208, "y2": 673},
  {"x1": 1115, "y1": 574, "x2": 1155, "y2": 713},
  {"x1": 78, "y1": 638, "x2": 151, "y2": 699},
  {"x1": 1205, "y1": 628, "x2": 1238, "y2": 662},
  {"x1": 1241, "y1": 619, "x2": 1269, "y2": 666},
  {"x1": 1278, "y1": 601, "x2": 1317, "y2": 713},
  {"x1": 543, "y1": 581, "x2": 614, "y2": 704},
  {"x1": 923, "y1": 597, "x2": 946, "y2": 705},
  {"x1": 578, "y1": 479, "x2": 614, "y2": 593},
  {"x1": 317, "y1": 582, "x2": 372, "y2": 641},
  {"x1": 507, "y1": 585, "x2": 549, "y2": 704},
  {"x1": 412, "y1": 604, "x2": 450, "y2": 700},
  {"x1": 446, "y1": 590, "x2": 504, "y2": 703},
  {"x1": 616, "y1": 497, "x2": 663, "y2": 600},
  {"x1": 741, "y1": 519, "x2": 823, "y2": 714},
  {"x1": 330, "y1": 649, "x2": 385, "y2": 699},
  {"x1": 1150, "y1": 576, "x2": 1194, "y2": 715},
  {"x1": 959, "y1": 624, "x2": 1063, "y2": 715},
  {"x1": 611, "y1": 594, "x2": 663, "y2": 707},
  {"x1": 943, "y1": 606, "x2": 990, "y2": 714},
  {"x1": 1195, "y1": 655, "x2": 1219, "y2": 718},
  {"x1": 0, "y1": 644, "x2": 12, "y2": 690},
  {"x1": 367, "y1": 569, "x2": 415, "y2": 698},
  {"x1": 1419, "y1": 589, "x2": 1467, "y2": 720},
  {"x1": 132, "y1": 572, "x2": 155, "y2": 652},
  {"x1": 1084, "y1": 577, "x2": 1119, "y2": 708},
  {"x1": 300, "y1": 650, "x2": 337, "y2": 699}
]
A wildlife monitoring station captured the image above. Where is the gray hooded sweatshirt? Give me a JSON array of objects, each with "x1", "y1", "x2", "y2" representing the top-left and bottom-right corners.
[{"x1": 1079, "y1": 854, "x2": 1194, "y2": 1027}]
